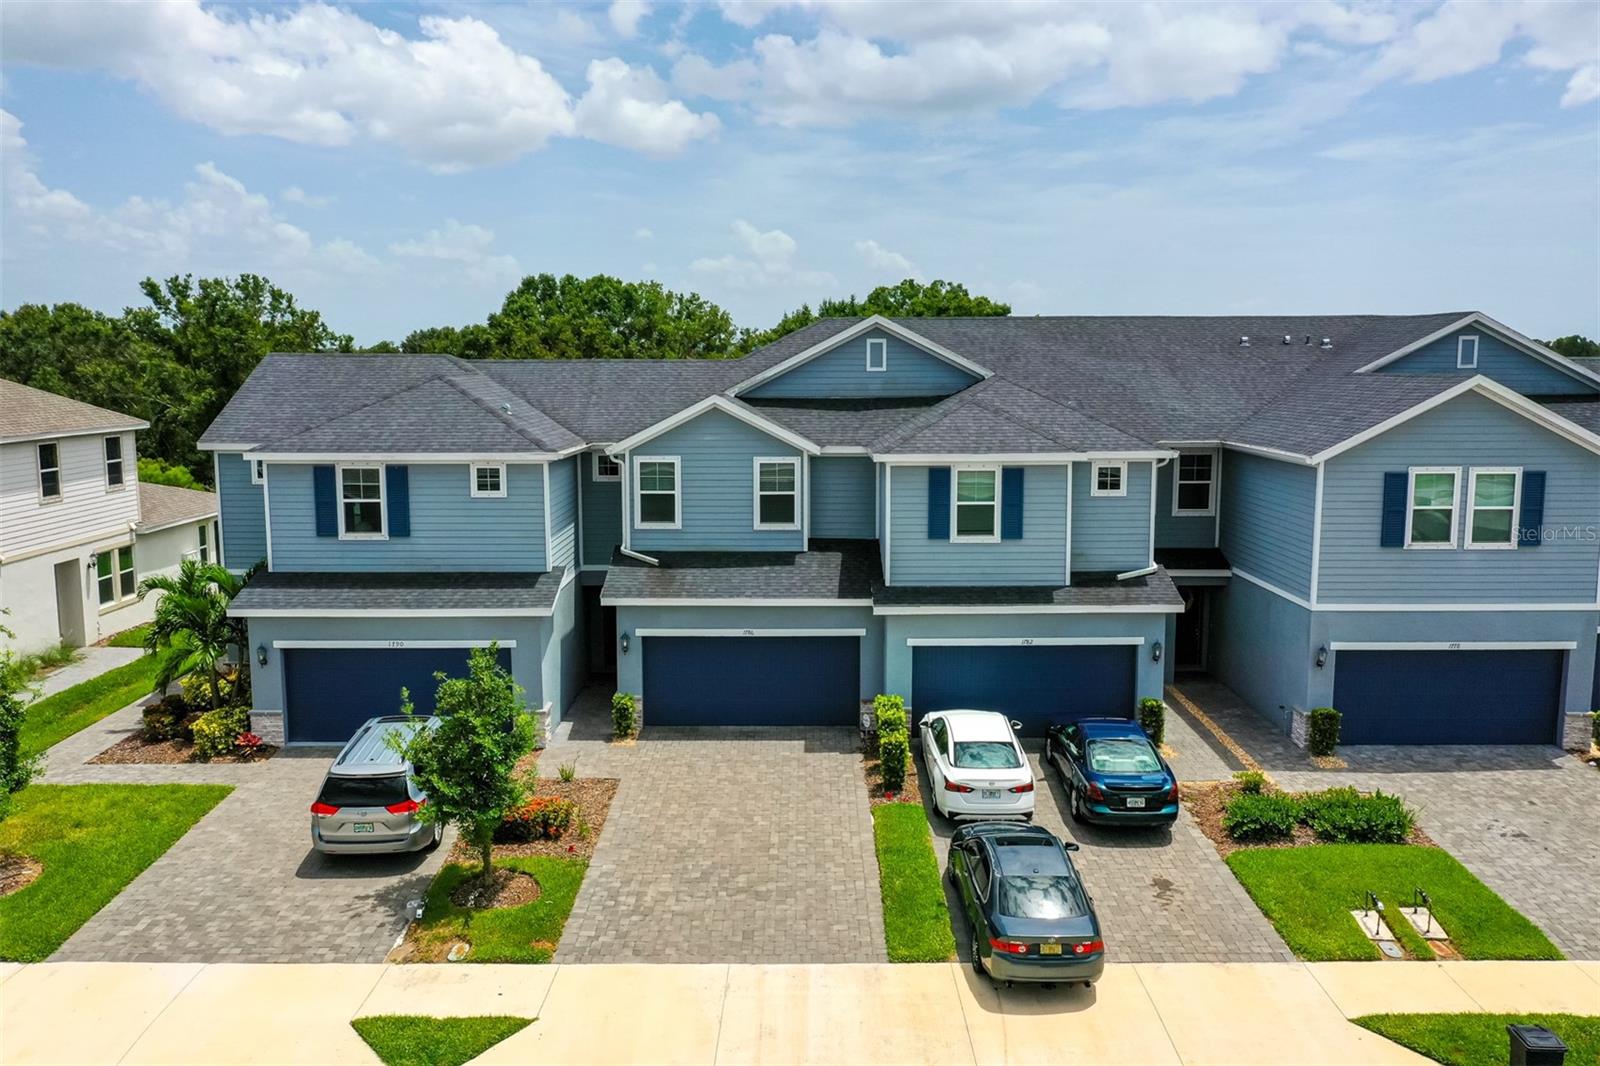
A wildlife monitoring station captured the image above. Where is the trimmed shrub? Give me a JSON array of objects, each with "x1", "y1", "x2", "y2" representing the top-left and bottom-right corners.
[
  {"x1": 1308, "y1": 707, "x2": 1341, "y2": 756},
  {"x1": 179, "y1": 671, "x2": 234, "y2": 708},
  {"x1": 1222, "y1": 791, "x2": 1300, "y2": 842},
  {"x1": 1137, "y1": 697, "x2": 1165, "y2": 746},
  {"x1": 141, "y1": 707, "x2": 180, "y2": 742},
  {"x1": 1233, "y1": 769, "x2": 1267, "y2": 795},
  {"x1": 1591, "y1": 710, "x2": 1599, "y2": 746},
  {"x1": 496, "y1": 796, "x2": 578, "y2": 842},
  {"x1": 191, "y1": 705, "x2": 249, "y2": 760},
  {"x1": 873, "y1": 693, "x2": 907, "y2": 736},
  {"x1": 879, "y1": 732, "x2": 910, "y2": 794},
  {"x1": 1300, "y1": 786, "x2": 1414, "y2": 844},
  {"x1": 610, "y1": 692, "x2": 638, "y2": 739}
]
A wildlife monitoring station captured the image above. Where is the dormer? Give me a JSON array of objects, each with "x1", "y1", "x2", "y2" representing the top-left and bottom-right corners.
[
  {"x1": 1357, "y1": 313, "x2": 1599, "y2": 398},
  {"x1": 733, "y1": 315, "x2": 988, "y2": 400}
]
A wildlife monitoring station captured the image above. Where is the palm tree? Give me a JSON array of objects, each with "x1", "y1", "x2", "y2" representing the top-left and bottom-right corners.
[{"x1": 137, "y1": 561, "x2": 255, "y2": 709}]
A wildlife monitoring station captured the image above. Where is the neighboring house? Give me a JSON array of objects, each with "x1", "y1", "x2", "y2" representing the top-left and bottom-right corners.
[
  {"x1": 0, "y1": 380, "x2": 219, "y2": 654},
  {"x1": 202, "y1": 312, "x2": 1600, "y2": 749}
]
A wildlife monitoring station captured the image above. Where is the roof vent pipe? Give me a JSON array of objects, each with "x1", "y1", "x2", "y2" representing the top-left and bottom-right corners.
[
  {"x1": 1305, "y1": 335, "x2": 1312, "y2": 344},
  {"x1": 1283, "y1": 335, "x2": 1292, "y2": 344},
  {"x1": 500, "y1": 402, "x2": 511, "y2": 413},
  {"x1": 1239, "y1": 335, "x2": 1250, "y2": 347},
  {"x1": 1320, "y1": 337, "x2": 1333, "y2": 349}
]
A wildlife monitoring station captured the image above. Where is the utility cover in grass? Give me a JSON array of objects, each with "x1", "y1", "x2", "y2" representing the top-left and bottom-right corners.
[
  {"x1": 1356, "y1": 1013, "x2": 1600, "y2": 1066},
  {"x1": 351, "y1": 1015, "x2": 534, "y2": 1066}
]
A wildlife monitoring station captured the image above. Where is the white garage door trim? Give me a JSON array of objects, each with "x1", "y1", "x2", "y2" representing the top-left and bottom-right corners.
[
  {"x1": 906, "y1": 636, "x2": 1145, "y2": 647},
  {"x1": 1328, "y1": 641, "x2": 1575, "y2": 652},
  {"x1": 634, "y1": 628, "x2": 866, "y2": 638},
  {"x1": 272, "y1": 639, "x2": 517, "y2": 649}
]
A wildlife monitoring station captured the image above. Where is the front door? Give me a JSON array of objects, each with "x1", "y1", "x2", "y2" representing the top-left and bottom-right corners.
[
  {"x1": 53, "y1": 560, "x2": 86, "y2": 647},
  {"x1": 1175, "y1": 587, "x2": 1208, "y2": 672}
]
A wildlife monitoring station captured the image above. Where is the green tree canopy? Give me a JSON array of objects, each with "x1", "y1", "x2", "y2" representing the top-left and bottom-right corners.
[
  {"x1": 1544, "y1": 335, "x2": 1599, "y2": 360},
  {"x1": 478, "y1": 273, "x2": 740, "y2": 360},
  {"x1": 744, "y1": 278, "x2": 1012, "y2": 349}
]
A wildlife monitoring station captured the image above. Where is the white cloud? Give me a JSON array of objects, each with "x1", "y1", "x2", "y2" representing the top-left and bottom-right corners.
[
  {"x1": 608, "y1": 0, "x2": 650, "y2": 38},
  {"x1": 281, "y1": 186, "x2": 333, "y2": 209},
  {"x1": 634, "y1": 227, "x2": 654, "y2": 239},
  {"x1": 854, "y1": 238, "x2": 916, "y2": 278},
  {"x1": 388, "y1": 220, "x2": 520, "y2": 286},
  {"x1": 574, "y1": 58, "x2": 720, "y2": 155},
  {"x1": 690, "y1": 219, "x2": 835, "y2": 290},
  {"x1": 0, "y1": 109, "x2": 91, "y2": 226}
]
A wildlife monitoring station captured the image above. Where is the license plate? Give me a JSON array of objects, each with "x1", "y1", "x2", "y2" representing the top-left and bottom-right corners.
[
  {"x1": 1040, "y1": 943, "x2": 1063, "y2": 955},
  {"x1": 981, "y1": 789, "x2": 1002, "y2": 800},
  {"x1": 1125, "y1": 797, "x2": 1145, "y2": 809},
  {"x1": 353, "y1": 822, "x2": 374, "y2": 833}
]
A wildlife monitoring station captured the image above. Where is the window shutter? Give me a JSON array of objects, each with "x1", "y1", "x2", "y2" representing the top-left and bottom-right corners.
[
  {"x1": 1001, "y1": 467, "x2": 1024, "y2": 540},
  {"x1": 313, "y1": 466, "x2": 337, "y2": 537},
  {"x1": 386, "y1": 465, "x2": 411, "y2": 538},
  {"x1": 1518, "y1": 471, "x2": 1545, "y2": 547},
  {"x1": 927, "y1": 467, "x2": 950, "y2": 540},
  {"x1": 1379, "y1": 472, "x2": 1407, "y2": 547}
]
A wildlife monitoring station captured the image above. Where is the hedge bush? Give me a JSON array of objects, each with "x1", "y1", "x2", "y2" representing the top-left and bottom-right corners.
[
  {"x1": 179, "y1": 671, "x2": 235, "y2": 709},
  {"x1": 1233, "y1": 769, "x2": 1267, "y2": 794},
  {"x1": 873, "y1": 693, "x2": 907, "y2": 736},
  {"x1": 1137, "y1": 697, "x2": 1165, "y2": 746},
  {"x1": 1300, "y1": 787, "x2": 1414, "y2": 843},
  {"x1": 190, "y1": 706, "x2": 249, "y2": 760},
  {"x1": 610, "y1": 692, "x2": 638, "y2": 739},
  {"x1": 1222, "y1": 792, "x2": 1300, "y2": 842},
  {"x1": 496, "y1": 796, "x2": 578, "y2": 842},
  {"x1": 879, "y1": 732, "x2": 910, "y2": 794},
  {"x1": 142, "y1": 706, "x2": 180, "y2": 742},
  {"x1": 1308, "y1": 707, "x2": 1341, "y2": 756}
]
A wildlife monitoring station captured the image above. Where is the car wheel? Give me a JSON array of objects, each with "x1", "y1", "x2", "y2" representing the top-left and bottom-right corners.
[
  {"x1": 425, "y1": 822, "x2": 443, "y2": 850},
  {"x1": 1069, "y1": 786, "x2": 1085, "y2": 824},
  {"x1": 970, "y1": 928, "x2": 984, "y2": 975}
]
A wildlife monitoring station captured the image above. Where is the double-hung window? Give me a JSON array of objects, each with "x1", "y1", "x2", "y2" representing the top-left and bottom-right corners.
[
  {"x1": 96, "y1": 545, "x2": 136, "y2": 606},
  {"x1": 866, "y1": 337, "x2": 887, "y2": 372},
  {"x1": 1457, "y1": 335, "x2": 1479, "y2": 369},
  {"x1": 339, "y1": 466, "x2": 385, "y2": 538},
  {"x1": 470, "y1": 463, "x2": 506, "y2": 498},
  {"x1": 197, "y1": 523, "x2": 210, "y2": 564},
  {"x1": 1173, "y1": 453, "x2": 1215, "y2": 515},
  {"x1": 635, "y1": 457, "x2": 679, "y2": 528},
  {"x1": 593, "y1": 453, "x2": 621, "y2": 481},
  {"x1": 104, "y1": 436, "x2": 124, "y2": 487},
  {"x1": 1091, "y1": 461, "x2": 1126, "y2": 497},
  {"x1": 754, "y1": 458, "x2": 800, "y2": 529},
  {"x1": 953, "y1": 466, "x2": 1000, "y2": 542},
  {"x1": 1405, "y1": 467, "x2": 1459, "y2": 548},
  {"x1": 250, "y1": 458, "x2": 266, "y2": 485},
  {"x1": 1466, "y1": 467, "x2": 1519, "y2": 549},
  {"x1": 38, "y1": 442, "x2": 61, "y2": 501}
]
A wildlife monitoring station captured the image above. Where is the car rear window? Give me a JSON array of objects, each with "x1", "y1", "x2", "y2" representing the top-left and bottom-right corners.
[
  {"x1": 952, "y1": 741, "x2": 1021, "y2": 769},
  {"x1": 317, "y1": 774, "x2": 409, "y2": 808},
  {"x1": 1087, "y1": 739, "x2": 1161, "y2": 774},
  {"x1": 996, "y1": 875, "x2": 1090, "y2": 920}
]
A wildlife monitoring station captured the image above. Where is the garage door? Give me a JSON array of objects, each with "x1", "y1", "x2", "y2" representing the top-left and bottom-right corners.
[
  {"x1": 911, "y1": 643, "x2": 1137, "y2": 737},
  {"x1": 283, "y1": 645, "x2": 513, "y2": 744},
  {"x1": 642, "y1": 636, "x2": 859, "y2": 726},
  {"x1": 1331, "y1": 649, "x2": 1562, "y2": 745}
]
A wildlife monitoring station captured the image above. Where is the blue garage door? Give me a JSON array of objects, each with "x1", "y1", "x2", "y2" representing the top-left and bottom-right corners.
[
  {"x1": 912, "y1": 644, "x2": 1136, "y2": 737},
  {"x1": 642, "y1": 636, "x2": 859, "y2": 726},
  {"x1": 283, "y1": 646, "x2": 513, "y2": 744},
  {"x1": 1332, "y1": 649, "x2": 1562, "y2": 745}
]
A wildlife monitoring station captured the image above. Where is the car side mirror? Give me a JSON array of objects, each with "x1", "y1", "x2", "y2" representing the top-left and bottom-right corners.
[
  {"x1": 1062, "y1": 842, "x2": 1080, "y2": 852},
  {"x1": 1010, "y1": 720, "x2": 1023, "y2": 732}
]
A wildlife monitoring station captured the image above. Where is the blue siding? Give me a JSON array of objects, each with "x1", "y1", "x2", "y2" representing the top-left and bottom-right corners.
[
  {"x1": 540, "y1": 576, "x2": 582, "y2": 718},
  {"x1": 1381, "y1": 329, "x2": 1596, "y2": 396},
  {"x1": 548, "y1": 456, "x2": 577, "y2": 570},
  {"x1": 1070, "y1": 460, "x2": 1151, "y2": 574},
  {"x1": 643, "y1": 636, "x2": 859, "y2": 725},
  {"x1": 267, "y1": 462, "x2": 546, "y2": 572},
  {"x1": 889, "y1": 464, "x2": 1068, "y2": 586},
  {"x1": 630, "y1": 409, "x2": 804, "y2": 552},
  {"x1": 1208, "y1": 577, "x2": 1314, "y2": 729},
  {"x1": 1318, "y1": 392, "x2": 1600, "y2": 603},
  {"x1": 744, "y1": 329, "x2": 979, "y2": 399},
  {"x1": 1220, "y1": 451, "x2": 1316, "y2": 598},
  {"x1": 217, "y1": 452, "x2": 267, "y2": 570},
  {"x1": 1153, "y1": 460, "x2": 1216, "y2": 549},
  {"x1": 810, "y1": 456, "x2": 875, "y2": 538},
  {"x1": 580, "y1": 453, "x2": 622, "y2": 568}
]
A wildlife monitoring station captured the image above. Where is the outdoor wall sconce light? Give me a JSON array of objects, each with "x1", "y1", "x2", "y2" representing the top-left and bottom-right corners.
[
  {"x1": 620, "y1": 631, "x2": 631, "y2": 655},
  {"x1": 1151, "y1": 641, "x2": 1162, "y2": 663},
  {"x1": 255, "y1": 644, "x2": 268, "y2": 667},
  {"x1": 1315, "y1": 645, "x2": 1328, "y2": 669}
]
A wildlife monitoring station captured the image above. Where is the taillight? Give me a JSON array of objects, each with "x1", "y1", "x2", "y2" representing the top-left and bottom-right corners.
[
  {"x1": 1009, "y1": 781, "x2": 1035, "y2": 794},
  {"x1": 310, "y1": 801, "x2": 339, "y2": 816},
  {"x1": 989, "y1": 937, "x2": 1029, "y2": 955},
  {"x1": 385, "y1": 798, "x2": 422, "y2": 815},
  {"x1": 944, "y1": 780, "x2": 975, "y2": 793},
  {"x1": 1084, "y1": 781, "x2": 1105, "y2": 800},
  {"x1": 1072, "y1": 940, "x2": 1105, "y2": 955}
]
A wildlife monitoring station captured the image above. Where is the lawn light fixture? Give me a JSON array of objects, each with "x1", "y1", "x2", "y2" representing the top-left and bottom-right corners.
[
  {"x1": 255, "y1": 644, "x2": 268, "y2": 666},
  {"x1": 1315, "y1": 645, "x2": 1328, "y2": 669},
  {"x1": 620, "y1": 631, "x2": 631, "y2": 655},
  {"x1": 1151, "y1": 641, "x2": 1162, "y2": 663}
]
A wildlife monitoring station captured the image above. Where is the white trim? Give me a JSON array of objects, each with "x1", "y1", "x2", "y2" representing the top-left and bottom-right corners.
[
  {"x1": 905, "y1": 637, "x2": 1146, "y2": 647},
  {"x1": 1457, "y1": 334, "x2": 1479, "y2": 369},
  {"x1": 619, "y1": 547, "x2": 660, "y2": 566},
  {"x1": 262, "y1": 463, "x2": 275, "y2": 570},
  {"x1": 1063, "y1": 461, "x2": 1073, "y2": 585},
  {"x1": 820, "y1": 445, "x2": 872, "y2": 456},
  {"x1": 874, "y1": 604, "x2": 1184, "y2": 615},
  {"x1": 1116, "y1": 564, "x2": 1157, "y2": 581},
  {"x1": 1217, "y1": 441, "x2": 1317, "y2": 465},
  {"x1": 802, "y1": 453, "x2": 810, "y2": 543},
  {"x1": 591, "y1": 451, "x2": 621, "y2": 482},
  {"x1": 1147, "y1": 458, "x2": 1164, "y2": 569},
  {"x1": 1089, "y1": 460, "x2": 1127, "y2": 497},
  {"x1": 1165, "y1": 569, "x2": 1232, "y2": 578},
  {"x1": 883, "y1": 464, "x2": 893, "y2": 586},
  {"x1": 729, "y1": 314, "x2": 992, "y2": 396},
  {"x1": 1464, "y1": 466, "x2": 1520, "y2": 551},
  {"x1": 102, "y1": 435, "x2": 125, "y2": 490},
  {"x1": 610, "y1": 394, "x2": 820, "y2": 456},
  {"x1": 603, "y1": 597, "x2": 873, "y2": 607},
  {"x1": 635, "y1": 628, "x2": 866, "y2": 638},
  {"x1": 247, "y1": 451, "x2": 564, "y2": 462},
  {"x1": 1234, "y1": 567, "x2": 1600, "y2": 612},
  {"x1": 36, "y1": 440, "x2": 61, "y2": 501},
  {"x1": 1329, "y1": 640, "x2": 1576, "y2": 652},
  {"x1": 620, "y1": 449, "x2": 631, "y2": 550},
  {"x1": 272, "y1": 639, "x2": 519, "y2": 649},
  {"x1": 1232, "y1": 567, "x2": 1315, "y2": 610},
  {"x1": 1309, "y1": 462, "x2": 1325, "y2": 605},
  {"x1": 250, "y1": 457, "x2": 266, "y2": 485},
  {"x1": 196, "y1": 441, "x2": 255, "y2": 452},
  {"x1": 574, "y1": 452, "x2": 585, "y2": 568},
  {"x1": 234, "y1": 607, "x2": 553, "y2": 618},
  {"x1": 213, "y1": 453, "x2": 227, "y2": 568},
  {"x1": 1, "y1": 422, "x2": 147, "y2": 446},
  {"x1": 470, "y1": 462, "x2": 508, "y2": 499},
  {"x1": 541, "y1": 462, "x2": 552, "y2": 563},
  {"x1": 1172, "y1": 449, "x2": 1217, "y2": 516},
  {"x1": 876, "y1": 451, "x2": 1174, "y2": 464},
  {"x1": 1212, "y1": 453, "x2": 1224, "y2": 547},
  {"x1": 1404, "y1": 466, "x2": 1461, "y2": 550},
  {"x1": 753, "y1": 456, "x2": 801, "y2": 531},
  {"x1": 950, "y1": 463, "x2": 1001, "y2": 543},
  {"x1": 865, "y1": 336, "x2": 887, "y2": 373},
  {"x1": 336, "y1": 463, "x2": 388, "y2": 541},
  {"x1": 1354, "y1": 312, "x2": 1600, "y2": 386},
  {"x1": 633, "y1": 455, "x2": 681, "y2": 531}
]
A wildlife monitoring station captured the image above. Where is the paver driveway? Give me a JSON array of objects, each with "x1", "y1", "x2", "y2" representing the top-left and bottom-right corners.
[{"x1": 545, "y1": 691, "x2": 885, "y2": 964}]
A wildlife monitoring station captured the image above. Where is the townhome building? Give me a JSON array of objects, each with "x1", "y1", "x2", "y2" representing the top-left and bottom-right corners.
[
  {"x1": 1, "y1": 380, "x2": 219, "y2": 654},
  {"x1": 201, "y1": 313, "x2": 1600, "y2": 749}
]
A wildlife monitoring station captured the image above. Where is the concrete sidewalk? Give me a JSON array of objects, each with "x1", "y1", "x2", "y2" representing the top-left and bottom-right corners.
[
  {"x1": 3, "y1": 960, "x2": 1596, "y2": 1065},
  {"x1": 30, "y1": 646, "x2": 145, "y2": 701}
]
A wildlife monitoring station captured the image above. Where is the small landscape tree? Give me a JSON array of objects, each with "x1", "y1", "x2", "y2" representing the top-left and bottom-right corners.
[
  {"x1": 0, "y1": 616, "x2": 42, "y2": 823},
  {"x1": 393, "y1": 645, "x2": 534, "y2": 882},
  {"x1": 138, "y1": 560, "x2": 256, "y2": 708}
]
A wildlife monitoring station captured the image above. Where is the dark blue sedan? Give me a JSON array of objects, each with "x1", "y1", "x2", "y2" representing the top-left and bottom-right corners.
[
  {"x1": 947, "y1": 822, "x2": 1105, "y2": 985},
  {"x1": 1045, "y1": 718, "x2": 1179, "y2": 827}
]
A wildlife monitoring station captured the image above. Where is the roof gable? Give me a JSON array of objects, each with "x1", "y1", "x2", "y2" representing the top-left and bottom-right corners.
[
  {"x1": 741, "y1": 326, "x2": 981, "y2": 400},
  {"x1": 1, "y1": 378, "x2": 147, "y2": 443},
  {"x1": 609, "y1": 394, "x2": 820, "y2": 455},
  {"x1": 728, "y1": 315, "x2": 991, "y2": 399},
  {"x1": 1356, "y1": 313, "x2": 1600, "y2": 395}
]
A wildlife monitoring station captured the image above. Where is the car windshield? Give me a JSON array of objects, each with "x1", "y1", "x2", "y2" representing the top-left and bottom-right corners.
[
  {"x1": 317, "y1": 774, "x2": 408, "y2": 808},
  {"x1": 952, "y1": 741, "x2": 1021, "y2": 769},
  {"x1": 1087, "y1": 738, "x2": 1161, "y2": 774},
  {"x1": 996, "y1": 875, "x2": 1089, "y2": 920}
]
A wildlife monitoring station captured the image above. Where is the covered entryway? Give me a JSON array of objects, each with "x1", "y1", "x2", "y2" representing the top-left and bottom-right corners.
[
  {"x1": 911, "y1": 641, "x2": 1138, "y2": 736},
  {"x1": 282, "y1": 644, "x2": 513, "y2": 744},
  {"x1": 1331, "y1": 647, "x2": 1563, "y2": 745},
  {"x1": 642, "y1": 634, "x2": 859, "y2": 726}
]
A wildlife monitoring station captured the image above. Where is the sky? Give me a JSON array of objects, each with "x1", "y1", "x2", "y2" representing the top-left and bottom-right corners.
[{"x1": 2, "y1": 0, "x2": 1597, "y2": 347}]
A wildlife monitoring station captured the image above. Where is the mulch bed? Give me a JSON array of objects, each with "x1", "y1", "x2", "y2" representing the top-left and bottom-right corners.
[
  {"x1": 448, "y1": 777, "x2": 619, "y2": 864},
  {"x1": 862, "y1": 732, "x2": 924, "y2": 808},
  {"x1": 449, "y1": 868, "x2": 542, "y2": 910},
  {"x1": 1185, "y1": 780, "x2": 1435, "y2": 860},
  {"x1": 0, "y1": 853, "x2": 43, "y2": 898},
  {"x1": 89, "y1": 734, "x2": 279, "y2": 765}
]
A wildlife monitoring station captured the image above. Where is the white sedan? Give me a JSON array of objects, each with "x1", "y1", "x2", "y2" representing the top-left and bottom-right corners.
[{"x1": 918, "y1": 709, "x2": 1036, "y2": 821}]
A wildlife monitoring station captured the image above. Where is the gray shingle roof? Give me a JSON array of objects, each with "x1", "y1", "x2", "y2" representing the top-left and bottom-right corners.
[
  {"x1": 870, "y1": 378, "x2": 1156, "y2": 454},
  {"x1": 136, "y1": 482, "x2": 217, "y2": 532},
  {"x1": 1543, "y1": 399, "x2": 1600, "y2": 434},
  {"x1": 1, "y1": 378, "x2": 146, "y2": 443},
  {"x1": 871, "y1": 568, "x2": 1184, "y2": 610},
  {"x1": 600, "y1": 540, "x2": 880, "y2": 602},
  {"x1": 229, "y1": 569, "x2": 567, "y2": 615},
  {"x1": 741, "y1": 399, "x2": 942, "y2": 448}
]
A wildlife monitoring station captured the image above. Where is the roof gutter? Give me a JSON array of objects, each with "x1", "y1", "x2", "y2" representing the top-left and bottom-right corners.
[{"x1": 619, "y1": 547, "x2": 660, "y2": 567}]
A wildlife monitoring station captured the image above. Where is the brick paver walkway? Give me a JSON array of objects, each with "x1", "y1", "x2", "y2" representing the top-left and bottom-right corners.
[{"x1": 546, "y1": 689, "x2": 886, "y2": 964}]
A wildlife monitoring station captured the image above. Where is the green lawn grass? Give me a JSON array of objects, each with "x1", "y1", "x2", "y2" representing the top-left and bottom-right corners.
[
  {"x1": 1226, "y1": 844, "x2": 1561, "y2": 961},
  {"x1": 105, "y1": 624, "x2": 153, "y2": 649},
  {"x1": 1356, "y1": 1013, "x2": 1600, "y2": 1066},
  {"x1": 20, "y1": 655, "x2": 160, "y2": 755},
  {"x1": 0, "y1": 783, "x2": 232, "y2": 961},
  {"x1": 352, "y1": 1016, "x2": 534, "y2": 1066},
  {"x1": 410, "y1": 856, "x2": 586, "y2": 963},
  {"x1": 872, "y1": 802, "x2": 957, "y2": 963}
]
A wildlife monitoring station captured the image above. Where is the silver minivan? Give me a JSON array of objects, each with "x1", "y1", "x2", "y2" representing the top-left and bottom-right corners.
[{"x1": 309, "y1": 716, "x2": 442, "y2": 855}]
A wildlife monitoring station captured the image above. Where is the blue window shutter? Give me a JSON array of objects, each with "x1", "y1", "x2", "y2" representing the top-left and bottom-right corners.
[
  {"x1": 1518, "y1": 471, "x2": 1545, "y2": 547},
  {"x1": 313, "y1": 466, "x2": 337, "y2": 537},
  {"x1": 386, "y1": 465, "x2": 411, "y2": 537},
  {"x1": 1379, "y1": 472, "x2": 1407, "y2": 547},
  {"x1": 927, "y1": 467, "x2": 950, "y2": 540},
  {"x1": 1001, "y1": 467, "x2": 1024, "y2": 540}
]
